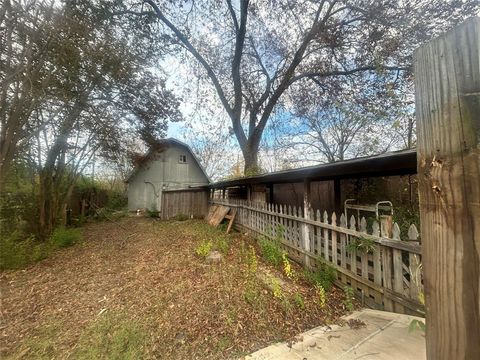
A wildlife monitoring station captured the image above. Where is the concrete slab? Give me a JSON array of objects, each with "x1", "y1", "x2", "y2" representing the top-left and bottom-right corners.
[{"x1": 245, "y1": 309, "x2": 426, "y2": 360}]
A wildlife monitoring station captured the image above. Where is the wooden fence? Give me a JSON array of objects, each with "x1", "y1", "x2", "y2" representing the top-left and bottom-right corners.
[
  {"x1": 211, "y1": 198, "x2": 424, "y2": 316},
  {"x1": 161, "y1": 189, "x2": 209, "y2": 219}
]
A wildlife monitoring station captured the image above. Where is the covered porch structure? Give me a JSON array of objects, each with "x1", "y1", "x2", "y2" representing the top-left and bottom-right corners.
[{"x1": 209, "y1": 149, "x2": 417, "y2": 217}]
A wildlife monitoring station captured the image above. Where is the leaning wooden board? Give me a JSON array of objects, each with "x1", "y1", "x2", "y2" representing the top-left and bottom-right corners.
[
  {"x1": 207, "y1": 205, "x2": 230, "y2": 227},
  {"x1": 206, "y1": 205, "x2": 218, "y2": 223}
]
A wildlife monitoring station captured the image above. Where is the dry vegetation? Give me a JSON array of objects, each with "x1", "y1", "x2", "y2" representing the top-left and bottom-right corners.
[{"x1": 1, "y1": 217, "x2": 351, "y2": 359}]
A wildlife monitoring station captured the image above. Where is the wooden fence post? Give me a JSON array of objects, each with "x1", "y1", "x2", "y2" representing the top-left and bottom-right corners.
[
  {"x1": 302, "y1": 180, "x2": 311, "y2": 267},
  {"x1": 414, "y1": 17, "x2": 480, "y2": 359}
]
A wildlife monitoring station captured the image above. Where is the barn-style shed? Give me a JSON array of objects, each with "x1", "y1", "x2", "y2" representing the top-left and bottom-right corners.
[{"x1": 126, "y1": 138, "x2": 210, "y2": 213}]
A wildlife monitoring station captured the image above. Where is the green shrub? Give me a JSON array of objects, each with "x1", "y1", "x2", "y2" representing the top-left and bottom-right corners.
[
  {"x1": 259, "y1": 237, "x2": 283, "y2": 266},
  {"x1": 409, "y1": 319, "x2": 426, "y2": 333},
  {"x1": 0, "y1": 231, "x2": 54, "y2": 270},
  {"x1": 216, "y1": 237, "x2": 230, "y2": 254},
  {"x1": 106, "y1": 191, "x2": 127, "y2": 210},
  {"x1": 293, "y1": 293, "x2": 305, "y2": 310},
  {"x1": 315, "y1": 284, "x2": 327, "y2": 308},
  {"x1": 245, "y1": 245, "x2": 258, "y2": 277},
  {"x1": 346, "y1": 237, "x2": 376, "y2": 254},
  {"x1": 49, "y1": 227, "x2": 82, "y2": 248},
  {"x1": 344, "y1": 286, "x2": 354, "y2": 311},
  {"x1": 195, "y1": 240, "x2": 213, "y2": 257},
  {"x1": 0, "y1": 231, "x2": 35, "y2": 269},
  {"x1": 270, "y1": 277, "x2": 283, "y2": 299},
  {"x1": 217, "y1": 222, "x2": 228, "y2": 232},
  {"x1": 303, "y1": 260, "x2": 336, "y2": 291},
  {"x1": 394, "y1": 205, "x2": 420, "y2": 240}
]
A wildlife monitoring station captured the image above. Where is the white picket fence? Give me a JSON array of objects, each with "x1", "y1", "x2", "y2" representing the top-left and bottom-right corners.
[{"x1": 211, "y1": 198, "x2": 424, "y2": 316}]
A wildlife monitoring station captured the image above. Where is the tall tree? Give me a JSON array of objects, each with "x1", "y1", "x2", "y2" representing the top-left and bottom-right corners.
[
  {"x1": 119, "y1": 0, "x2": 476, "y2": 173},
  {"x1": 274, "y1": 71, "x2": 415, "y2": 164},
  {"x1": 2, "y1": 0, "x2": 182, "y2": 236},
  {"x1": 0, "y1": 0, "x2": 56, "y2": 190}
]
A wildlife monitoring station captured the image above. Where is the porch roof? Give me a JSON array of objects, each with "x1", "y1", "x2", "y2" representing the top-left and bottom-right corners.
[{"x1": 209, "y1": 149, "x2": 416, "y2": 188}]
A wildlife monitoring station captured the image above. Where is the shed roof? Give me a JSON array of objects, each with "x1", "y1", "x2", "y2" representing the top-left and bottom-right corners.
[
  {"x1": 210, "y1": 149, "x2": 417, "y2": 188},
  {"x1": 125, "y1": 138, "x2": 210, "y2": 183}
]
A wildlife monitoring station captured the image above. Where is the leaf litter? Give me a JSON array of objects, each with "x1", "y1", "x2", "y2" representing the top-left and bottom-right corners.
[{"x1": 0, "y1": 217, "x2": 350, "y2": 359}]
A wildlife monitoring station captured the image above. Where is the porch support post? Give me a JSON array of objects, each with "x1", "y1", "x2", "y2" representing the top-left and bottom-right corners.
[
  {"x1": 334, "y1": 178, "x2": 341, "y2": 214},
  {"x1": 414, "y1": 17, "x2": 480, "y2": 359},
  {"x1": 267, "y1": 183, "x2": 274, "y2": 204}
]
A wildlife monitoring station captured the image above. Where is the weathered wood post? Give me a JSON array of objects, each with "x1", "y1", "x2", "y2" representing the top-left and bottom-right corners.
[
  {"x1": 333, "y1": 178, "x2": 341, "y2": 214},
  {"x1": 302, "y1": 179, "x2": 311, "y2": 267},
  {"x1": 414, "y1": 17, "x2": 479, "y2": 359}
]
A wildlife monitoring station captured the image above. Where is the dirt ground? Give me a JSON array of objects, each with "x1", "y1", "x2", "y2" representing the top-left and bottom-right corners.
[{"x1": 0, "y1": 217, "x2": 351, "y2": 359}]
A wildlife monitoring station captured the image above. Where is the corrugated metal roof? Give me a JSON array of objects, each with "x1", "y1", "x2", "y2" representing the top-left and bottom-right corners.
[{"x1": 210, "y1": 149, "x2": 417, "y2": 188}]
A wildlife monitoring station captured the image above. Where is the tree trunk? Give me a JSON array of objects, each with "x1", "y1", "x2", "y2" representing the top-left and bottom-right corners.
[
  {"x1": 242, "y1": 138, "x2": 260, "y2": 175},
  {"x1": 38, "y1": 170, "x2": 55, "y2": 238}
]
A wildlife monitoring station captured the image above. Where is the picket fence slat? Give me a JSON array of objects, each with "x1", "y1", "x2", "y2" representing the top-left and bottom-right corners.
[{"x1": 210, "y1": 199, "x2": 424, "y2": 316}]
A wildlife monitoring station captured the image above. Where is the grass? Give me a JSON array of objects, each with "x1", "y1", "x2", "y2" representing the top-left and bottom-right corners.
[
  {"x1": 191, "y1": 221, "x2": 232, "y2": 256},
  {"x1": 173, "y1": 213, "x2": 190, "y2": 221},
  {"x1": 18, "y1": 322, "x2": 61, "y2": 359},
  {"x1": 10, "y1": 313, "x2": 148, "y2": 360},
  {"x1": 73, "y1": 312, "x2": 147, "y2": 360}
]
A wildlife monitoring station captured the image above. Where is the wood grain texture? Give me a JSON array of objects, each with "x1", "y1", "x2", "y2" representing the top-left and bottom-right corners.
[
  {"x1": 414, "y1": 17, "x2": 480, "y2": 359},
  {"x1": 162, "y1": 189, "x2": 209, "y2": 219}
]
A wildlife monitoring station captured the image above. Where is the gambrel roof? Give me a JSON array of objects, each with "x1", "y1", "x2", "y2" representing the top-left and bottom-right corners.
[{"x1": 125, "y1": 138, "x2": 210, "y2": 183}]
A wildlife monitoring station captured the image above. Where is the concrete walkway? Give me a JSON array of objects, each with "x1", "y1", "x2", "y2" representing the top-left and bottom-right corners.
[{"x1": 245, "y1": 309, "x2": 426, "y2": 360}]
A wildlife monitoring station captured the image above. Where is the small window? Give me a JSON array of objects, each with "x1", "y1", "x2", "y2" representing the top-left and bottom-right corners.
[{"x1": 179, "y1": 155, "x2": 187, "y2": 163}]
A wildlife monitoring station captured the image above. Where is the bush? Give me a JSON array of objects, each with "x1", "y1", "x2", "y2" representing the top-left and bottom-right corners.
[
  {"x1": 315, "y1": 285, "x2": 327, "y2": 308},
  {"x1": 195, "y1": 240, "x2": 213, "y2": 257},
  {"x1": 293, "y1": 293, "x2": 305, "y2": 310},
  {"x1": 303, "y1": 260, "x2": 336, "y2": 291},
  {"x1": 346, "y1": 237, "x2": 376, "y2": 254},
  {"x1": 0, "y1": 227, "x2": 82, "y2": 270},
  {"x1": 49, "y1": 228, "x2": 82, "y2": 248},
  {"x1": 216, "y1": 237, "x2": 230, "y2": 254},
  {"x1": 0, "y1": 232, "x2": 36, "y2": 269},
  {"x1": 105, "y1": 191, "x2": 127, "y2": 210},
  {"x1": 344, "y1": 286, "x2": 354, "y2": 311},
  {"x1": 259, "y1": 237, "x2": 284, "y2": 266}
]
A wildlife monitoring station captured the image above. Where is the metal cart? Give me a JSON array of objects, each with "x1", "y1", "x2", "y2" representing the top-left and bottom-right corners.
[{"x1": 344, "y1": 199, "x2": 393, "y2": 222}]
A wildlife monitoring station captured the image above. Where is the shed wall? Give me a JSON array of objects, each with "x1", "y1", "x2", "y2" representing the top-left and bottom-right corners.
[
  {"x1": 161, "y1": 190, "x2": 209, "y2": 219},
  {"x1": 127, "y1": 144, "x2": 209, "y2": 212}
]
